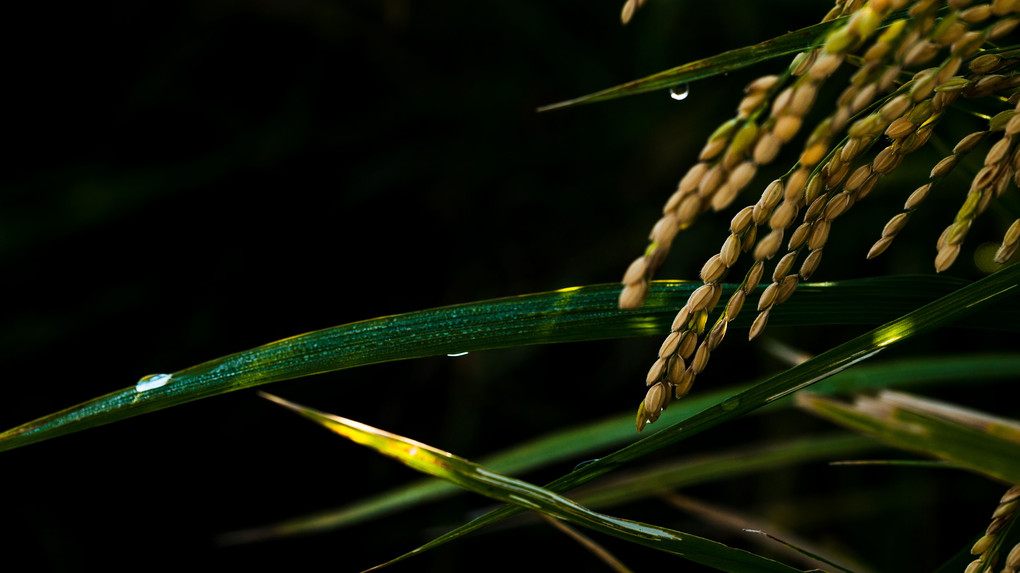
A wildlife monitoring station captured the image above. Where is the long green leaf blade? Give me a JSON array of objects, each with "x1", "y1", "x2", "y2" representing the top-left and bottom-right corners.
[
  {"x1": 798, "y1": 391, "x2": 1020, "y2": 484},
  {"x1": 223, "y1": 353, "x2": 1020, "y2": 543},
  {"x1": 0, "y1": 276, "x2": 1001, "y2": 453},
  {"x1": 537, "y1": 18, "x2": 842, "y2": 112},
  {"x1": 261, "y1": 393, "x2": 805, "y2": 573},
  {"x1": 370, "y1": 263, "x2": 1020, "y2": 570}
]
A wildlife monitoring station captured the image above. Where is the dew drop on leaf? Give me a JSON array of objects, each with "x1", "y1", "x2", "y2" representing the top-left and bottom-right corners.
[
  {"x1": 136, "y1": 373, "x2": 172, "y2": 393},
  {"x1": 669, "y1": 83, "x2": 690, "y2": 101}
]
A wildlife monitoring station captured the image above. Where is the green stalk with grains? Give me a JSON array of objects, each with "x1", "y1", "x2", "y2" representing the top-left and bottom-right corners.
[{"x1": 619, "y1": 0, "x2": 1020, "y2": 431}]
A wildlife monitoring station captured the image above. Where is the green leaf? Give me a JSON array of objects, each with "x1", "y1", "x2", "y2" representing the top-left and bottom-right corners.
[
  {"x1": 1, "y1": 275, "x2": 1007, "y2": 454},
  {"x1": 798, "y1": 390, "x2": 1020, "y2": 484},
  {"x1": 260, "y1": 392, "x2": 805, "y2": 573},
  {"x1": 368, "y1": 263, "x2": 1020, "y2": 570},
  {"x1": 220, "y1": 354, "x2": 1020, "y2": 543},
  {"x1": 537, "y1": 18, "x2": 843, "y2": 112}
]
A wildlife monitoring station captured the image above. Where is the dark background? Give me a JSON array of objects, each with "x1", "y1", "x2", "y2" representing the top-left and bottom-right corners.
[{"x1": 2, "y1": 1, "x2": 1015, "y2": 571}]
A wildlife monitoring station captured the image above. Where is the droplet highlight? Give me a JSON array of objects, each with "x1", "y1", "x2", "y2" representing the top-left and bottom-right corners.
[
  {"x1": 136, "y1": 373, "x2": 172, "y2": 393},
  {"x1": 669, "y1": 83, "x2": 690, "y2": 101},
  {"x1": 446, "y1": 351, "x2": 470, "y2": 357},
  {"x1": 573, "y1": 458, "x2": 600, "y2": 472}
]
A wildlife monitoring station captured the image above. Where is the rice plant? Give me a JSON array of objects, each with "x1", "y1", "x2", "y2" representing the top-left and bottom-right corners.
[{"x1": 3, "y1": 1, "x2": 1020, "y2": 571}]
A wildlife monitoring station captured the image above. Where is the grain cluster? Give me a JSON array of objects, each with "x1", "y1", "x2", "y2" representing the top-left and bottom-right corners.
[{"x1": 621, "y1": 0, "x2": 1020, "y2": 432}]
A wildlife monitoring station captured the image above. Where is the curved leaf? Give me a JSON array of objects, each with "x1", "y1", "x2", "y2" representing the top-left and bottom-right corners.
[
  {"x1": 798, "y1": 390, "x2": 1020, "y2": 484},
  {"x1": 368, "y1": 263, "x2": 1020, "y2": 570},
  {"x1": 221, "y1": 353, "x2": 1020, "y2": 543},
  {"x1": 1, "y1": 275, "x2": 1008, "y2": 453},
  {"x1": 537, "y1": 18, "x2": 843, "y2": 112},
  {"x1": 261, "y1": 393, "x2": 805, "y2": 573}
]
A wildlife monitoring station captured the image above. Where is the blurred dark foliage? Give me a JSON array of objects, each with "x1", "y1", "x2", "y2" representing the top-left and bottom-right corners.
[{"x1": 1, "y1": 1, "x2": 1014, "y2": 571}]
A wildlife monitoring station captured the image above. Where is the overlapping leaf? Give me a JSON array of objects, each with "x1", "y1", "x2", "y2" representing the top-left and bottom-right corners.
[
  {"x1": 1, "y1": 275, "x2": 1007, "y2": 453},
  {"x1": 366, "y1": 263, "x2": 1020, "y2": 570},
  {"x1": 261, "y1": 393, "x2": 805, "y2": 573}
]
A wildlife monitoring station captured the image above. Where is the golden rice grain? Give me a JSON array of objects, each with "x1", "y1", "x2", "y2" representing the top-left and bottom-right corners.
[
  {"x1": 691, "y1": 341, "x2": 710, "y2": 374},
  {"x1": 701, "y1": 254, "x2": 727, "y2": 283},
  {"x1": 786, "y1": 168, "x2": 811, "y2": 201},
  {"x1": 753, "y1": 132, "x2": 783, "y2": 164},
  {"x1": 770, "y1": 200, "x2": 800, "y2": 231},
  {"x1": 986, "y1": 137, "x2": 1012, "y2": 165},
  {"x1": 788, "y1": 222, "x2": 812, "y2": 250},
  {"x1": 857, "y1": 172, "x2": 882, "y2": 199},
  {"x1": 909, "y1": 68, "x2": 938, "y2": 101},
  {"x1": 759, "y1": 179, "x2": 785, "y2": 211},
  {"x1": 800, "y1": 248, "x2": 823, "y2": 278},
  {"x1": 867, "y1": 236, "x2": 895, "y2": 259},
  {"x1": 825, "y1": 160, "x2": 851, "y2": 188},
  {"x1": 757, "y1": 282, "x2": 779, "y2": 311},
  {"x1": 707, "y1": 319, "x2": 728, "y2": 351},
  {"x1": 970, "y1": 53, "x2": 1004, "y2": 75},
  {"x1": 805, "y1": 174, "x2": 825, "y2": 205},
  {"x1": 931, "y1": 155, "x2": 958, "y2": 178},
  {"x1": 790, "y1": 82, "x2": 819, "y2": 116},
  {"x1": 903, "y1": 39, "x2": 940, "y2": 67},
  {"x1": 905, "y1": 183, "x2": 933, "y2": 209},
  {"x1": 845, "y1": 164, "x2": 873, "y2": 191},
  {"x1": 873, "y1": 146, "x2": 902, "y2": 174},
  {"x1": 776, "y1": 274, "x2": 799, "y2": 303},
  {"x1": 823, "y1": 192, "x2": 852, "y2": 220},
  {"x1": 885, "y1": 116, "x2": 917, "y2": 139},
  {"x1": 622, "y1": 257, "x2": 648, "y2": 286},
  {"x1": 678, "y1": 329, "x2": 698, "y2": 359},
  {"x1": 748, "y1": 308, "x2": 770, "y2": 341},
  {"x1": 790, "y1": 50, "x2": 817, "y2": 76},
  {"x1": 992, "y1": 0, "x2": 1020, "y2": 15},
  {"x1": 687, "y1": 283, "x2": 718, "y2": 312},
  {"x1": 720, "y1": 234, "x2": 742, "y2": 268},
  {"x1": 883, "y1": 212, "x2": 910, "y2": 237},
  {"x1": 810, "y1": 52, "x2": 844, "y2": 78},
  {"x1": 741, "y1": 225, "x2": 758, "y2": 252},
  {"x1": 646, "y1": 357, "x2": 667, "y2": 385},
  {"x1": 619, "y1": 282, "x2": 648, "y2": 310},
  {"x1": 659, "y1": 330, "x2": 681, "y2": 357},
  {"x1": 745, "y1": 260, "x2": 765, "y2": 294},
  {"x1": 755, "y1": 229, "x2": 785, "y2": 260},
  {"x1": 774, "y1": 252, "x2": 799, "y2": 282},
  {"x1": 935, "y1": 243, "x2": 962, "y2": 272},
  {"x1": 673, "y1": 368, "x2": 695, "y2": 398},
  {"x1": 676, "y1": 193, "x2": 703, "y2": 224},
  {"x1": 643, "y1": 382, "x2": 667, "y2": 416},
  {"x1": 699, "y1": 137, "x2": 728, "y2": 161},
  {"x1": 773, "y1": 114, "x2": 803, "y2": 142},
  {"x1": 990, "y1": 16, "x2": 1020, "y2": 38},
  {"x1": 730, "y1": 206, "x2": 755, "y2": 235},
  {"x1": 698, "y1": 164, "x2": 727, "y2": 197},
  {"x1": 671, "y1": 305, "x2": 692, "y2": 331},
  {"x1": 726, "y1": 289, "x2": 746, "y2": 321},
  {"x1": 667, "y1": 354, "x2": 687, "y2": 384},
  {"x1": 620, "y1": 0, "x2": 636, "y2": 24},
  {"x1": 952, "y1": 31, "x2": 987, "y2": 58},
  {"x1": 650, "y1": 214, "x2": 680, "y2": 246},
  {"x1": 808, "y1": 220, "x2": 832, "y2": 250},
  {"x1": 679, "y1": 162, "x2": 710, "y2": 194},
  {"x1": 804, "y1": 191, "x2": 830, "y2": 222},
  {"x1": 971, "y1": 534, "x2": 995, "y2": 555}
]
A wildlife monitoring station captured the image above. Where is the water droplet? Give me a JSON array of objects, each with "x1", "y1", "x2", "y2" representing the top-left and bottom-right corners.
[
  {"x1": 573, "y1": 458, "x2": 600, "y2": 472},
  {"x1": 446, "y1": 351, "x2": 469, "y2": 357},
  {"x1": 669, "y1": 83, "x2": 690, "y2": 101},
  {"x1": 136, "y1": 373, "x2": 172, "y2": 393}
]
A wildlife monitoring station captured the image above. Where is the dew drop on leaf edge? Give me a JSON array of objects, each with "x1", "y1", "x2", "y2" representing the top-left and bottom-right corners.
[
  {"x1": 669, "y1": 83, "x2": 690, "y2": 101},
  {"x1": 136, "y1": 373, "x2": 172, "y2": 393}
]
